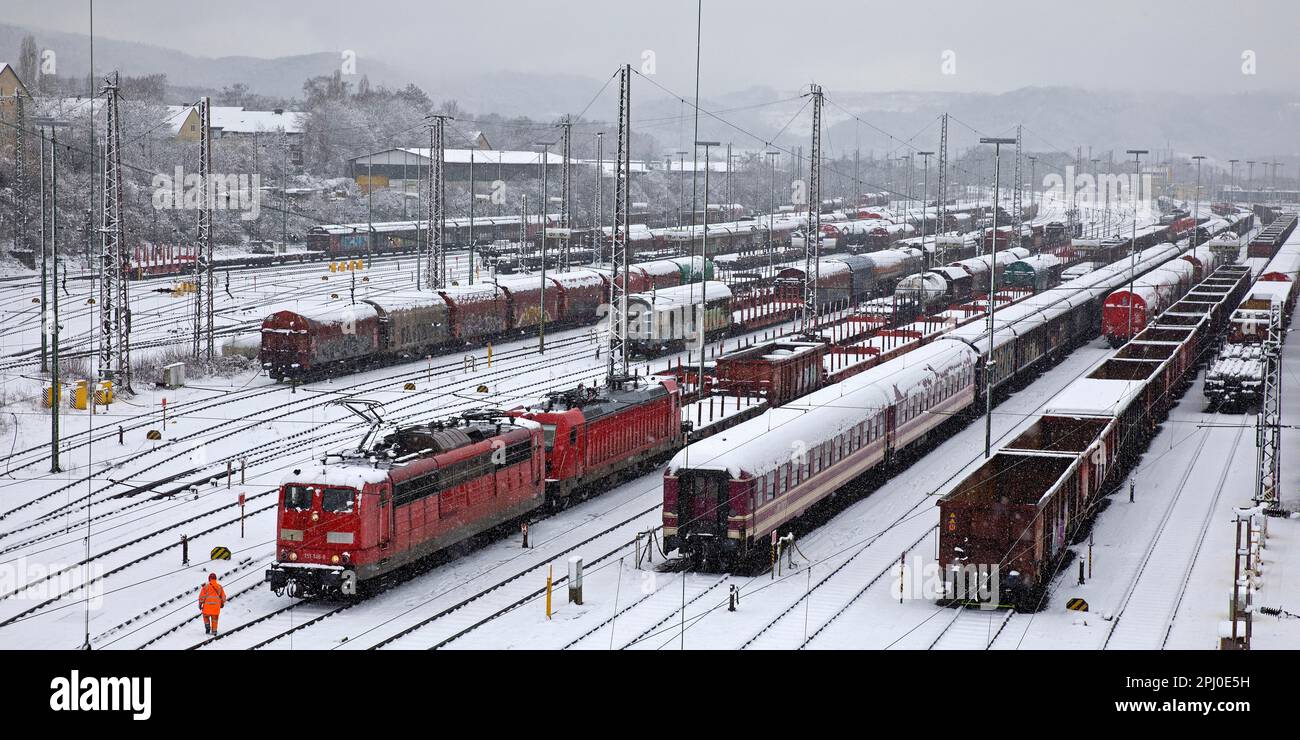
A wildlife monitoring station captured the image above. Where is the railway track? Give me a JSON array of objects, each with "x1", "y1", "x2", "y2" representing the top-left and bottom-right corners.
[
  {"x1": 0, "y1": 303, "x2": 596, "y2": 474},
  {"x1": 926, "y1": 606, "x2": 1017, "y2": 650},
  {"x1": 166, "y1": 498, "x2": 665, "y2": 651},
  {"x1": 738, "y1": 526, "x2": 935, "y2": 650},
  {"x1": 613, "y1": 574, "x2": 731, "y2": 651},
  {"x1": 365, "y1": 504, "x2": 661, "y2": 650},
  {"x1": 0, "y1": 262, "x2": 434, "y2": 372},
  {"x1": 0, "y1": 501, "x2": 277, "y2": 629},
  {"x1": 1101, "y1": 418, "x2": 1247, "y2": 650},
  {"x1": 0, "y1": 331, "x2": 603, "y2": 528}
]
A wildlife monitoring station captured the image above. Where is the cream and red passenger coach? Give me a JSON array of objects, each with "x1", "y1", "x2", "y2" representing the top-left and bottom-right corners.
[{"x1": 664, "y1": 341, "x2": 977, "y2": 561}]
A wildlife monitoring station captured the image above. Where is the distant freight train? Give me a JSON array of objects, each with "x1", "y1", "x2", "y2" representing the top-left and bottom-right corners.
[
  {"x1": 260, "y1": 244, "x2": 941, "y2": 379},
  {"x1": 259, "y1": 259, "x2": 706, "y2": 380}
]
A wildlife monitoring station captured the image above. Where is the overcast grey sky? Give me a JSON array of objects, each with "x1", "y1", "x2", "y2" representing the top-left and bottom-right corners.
[{"x1": 7, "y1": 0, "x2": 1295, "y2": 96}]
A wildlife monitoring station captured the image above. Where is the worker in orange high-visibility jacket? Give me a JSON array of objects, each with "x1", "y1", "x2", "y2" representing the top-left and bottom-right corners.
[{"x1": 199, "y1": 573, "x2": 226, "y2": 635}]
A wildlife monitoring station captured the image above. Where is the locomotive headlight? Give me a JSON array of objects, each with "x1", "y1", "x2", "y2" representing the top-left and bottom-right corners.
[
  {"x1": 289, "y1": 551, "x2": 298, "y2": 561},
  {"x1": 311, "y1": 512, "x2": 319, "y2": 522},
  {"x1": 331, "y1": 554, "x2": 340, "y2": 564}
]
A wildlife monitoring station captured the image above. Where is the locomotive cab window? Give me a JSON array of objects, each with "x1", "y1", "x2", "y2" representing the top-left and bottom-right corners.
[
  {"x1": 284, "y1": 485, "x2": 312, "y2": 510},
  {"x1": 322, "y1": 487, "x2": 356, "y2": 513}
]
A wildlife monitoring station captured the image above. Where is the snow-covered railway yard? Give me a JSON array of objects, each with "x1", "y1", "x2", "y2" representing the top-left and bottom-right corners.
[{"x1": 6, "y1": 217, "x2": 1299, "y2": 653}]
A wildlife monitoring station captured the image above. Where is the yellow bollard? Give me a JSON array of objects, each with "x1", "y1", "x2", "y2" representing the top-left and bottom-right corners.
[
  {"x1": 94, "y1": 380, "x2": 114, "y2": 406},
  {"x1": 71, "y1": 380, "x2": 88, "y2": 410},
  {"x1": 487, "y1": 342, "x2": 493, "y2": 368},
  {"x1": 329, "y1": 262, "x2": 337, "y2": 273},
  {"x1": 545, "y1": 564, "x2": 553, "y2": 619},
  {"x1": 43, "y1": 384, "x2": 61, "y2": 408}
]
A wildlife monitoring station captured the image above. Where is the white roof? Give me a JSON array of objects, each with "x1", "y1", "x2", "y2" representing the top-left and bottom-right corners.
[
  {"x1": 1009, "y1": 254, "x2": 1062, "y2": 270},
  {"x1": 365, "y1": 147, "x2": 578, "y2": 166},
  {"x1": 670, "y1": 340, "x2": 977, "y2": 477},
  {"x1": 1240, "y1": 280, "x2": 1294, "y2": 304},
  {"x1": 639, "y1": 260, "x2": 685, "y2": 277},
  {"x1": 631, "y1": 281, "x2": 731, "y2": 307},
  {"x1": 1061, "y1": 262, "x2": 1101, "y2": 277},
  {"x1": 1046, "y1": 378, "x2": 1146, "y2": 418},
  {"x1": 1262, "y1": 243, "x2": 1300, "y2": 280},
  {"x1": 283, "y1": 301, "x2": 380, "y2": 326},
  {"x1": 548, "y1": 269, "x2": 606, "y2": 289},
  {"x1": 313, "y1": 214, "x2": 552, "y2": 235},
  {"x1": 865, "y1": 248, "x2": 921, "y2": 273},
  {"x1": 442, "y1": 284, "x2": 503, "y2": 302},
  {"x1": 167, "y1": 105, "x2": 305, "y2": 134},
  {"x1": 281, "y1": 462, "x2": 390, "y2": 489},
  {"x1": 358, "y1": 290, "x2": 450, "y2": 312},
  {"x1": 930, "y1": 265, "x2": 970, "y2": 281}
]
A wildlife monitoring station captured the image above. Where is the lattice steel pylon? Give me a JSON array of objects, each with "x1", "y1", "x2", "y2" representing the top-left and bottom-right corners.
[
  {"x1": 193, "y1": 96, "x2": 213, "y2": 359},
  {"x1": 425, "y1": 114, "x2": 450, "y2": 289},
  {"x1": 1256, "y1": 304, "x2": 1283, "y2": 511},
  {"x1": 1012, "y1": 125, "x2": 1023, "y2": 246},
  {"x1": 802, "y1": 83, "x2": 823, "y2": 335},
  {"x1": 937, "y1": 113, "x2": 949, "y2": 259},
  {"x1": 99, "y1": 73, "x2": 132, "y2": 388},
  {"x1": 606, "y1": 64, "x2": 631, "y2": 386},
  {"x1": 14, "y1": 93, "x2": 29, "y2": 260},
  {"x1": 558, "y1": 116, "x2": 572, "y2": 271},
  {"x1": 593, "y1": 132, "x2": 603, "y2": 264}
]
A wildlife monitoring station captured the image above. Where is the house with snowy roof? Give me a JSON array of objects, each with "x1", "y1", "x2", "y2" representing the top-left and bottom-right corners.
[{"x1": 167, "y1": 104, "x2": 306, "y2": 166}]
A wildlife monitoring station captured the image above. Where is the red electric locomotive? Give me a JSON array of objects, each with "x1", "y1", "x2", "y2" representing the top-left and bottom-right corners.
[
  {"x1": 266, "y1": 406, "x2": 544, "y2": 597},
  {"x1": 510, "y1": 376, "x2": 683, "y2": 501}
]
